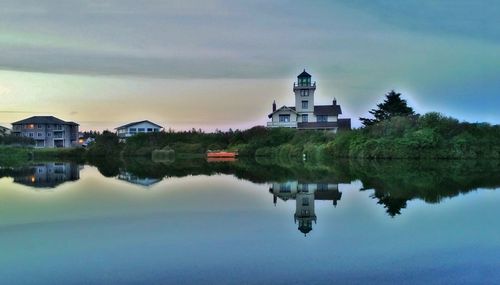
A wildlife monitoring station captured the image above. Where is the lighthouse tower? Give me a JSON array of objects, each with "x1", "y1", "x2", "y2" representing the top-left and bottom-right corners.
[
  {"x1": 294, "y1": 70, "x2": 316, "y2": 122},
  {"x1": 294, "y1": 186, "x2": 317, "y2": 236}
]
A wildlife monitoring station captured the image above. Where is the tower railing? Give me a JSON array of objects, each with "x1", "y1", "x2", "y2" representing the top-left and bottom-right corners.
[{"x1": 293, "y1": 82, "x2": 316, "y2": 88}]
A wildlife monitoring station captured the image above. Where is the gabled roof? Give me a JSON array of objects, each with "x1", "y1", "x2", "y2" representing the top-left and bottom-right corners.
[
  {"x1": 12, "y1": 116, "x2": 79, "y2": 126},
  {"x1": 314, "y1": 105, "x2": 342, "y2": 116},
  {"x1": 115, "y1": 120, "x2": 163, "y2": 130},
  {"x1": 268, "y1": 106, "x2": 298, "y2": 118},
  {"x1": 298, "y1": 69, "x2": 311, "y2": 78},
  {"x1": 0, "y1": 125, "x2": 10, "y2": 130}
]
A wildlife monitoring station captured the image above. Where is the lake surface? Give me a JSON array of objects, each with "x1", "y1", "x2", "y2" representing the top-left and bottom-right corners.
[{"x1": 0, "y1": 159, "x2": 499, "y2": 284}]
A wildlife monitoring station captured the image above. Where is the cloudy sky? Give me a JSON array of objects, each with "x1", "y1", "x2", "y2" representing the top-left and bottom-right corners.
[{"x1": 1, "y1": 0, "x2": 499, "y2": 131}]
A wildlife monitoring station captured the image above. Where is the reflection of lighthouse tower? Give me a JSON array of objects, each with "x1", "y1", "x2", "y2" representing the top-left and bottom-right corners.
[{"x1": 294, "y1": 187, "x2": 317, "y2": 236}]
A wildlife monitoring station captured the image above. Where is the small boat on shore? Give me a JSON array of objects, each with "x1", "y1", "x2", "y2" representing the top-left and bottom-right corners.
[
  {"x1": 206, "y1": 150, "x2": 238, "y2": 158},
  {"x1": 207, "y1": 157, "x2": 237, "y2": 162}
]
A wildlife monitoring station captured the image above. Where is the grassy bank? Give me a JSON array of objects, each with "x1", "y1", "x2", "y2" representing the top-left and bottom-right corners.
[
  {"x1": 325, "y1": 113, "x2": 500, "y2": 159},
  {"x1": 2, "y1": 111, "x2": 499, "y2": 162},
  {"x1": 0, "y1": 146, "x2": 33, "y2": 166}
]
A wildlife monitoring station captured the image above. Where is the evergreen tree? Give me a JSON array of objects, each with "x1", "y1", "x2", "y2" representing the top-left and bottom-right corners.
[{"x1": 360, "y1": 90, "x2": 416, "y2": 127}]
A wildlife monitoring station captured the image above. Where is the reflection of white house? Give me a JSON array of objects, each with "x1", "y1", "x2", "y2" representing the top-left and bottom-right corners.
[
  {"x1": 118, "y1": 171, "x2": 162, "y2": 187},
  {"x1": 267, "y1": 70, "x2": 351, "y2": 132},
  {"x1": 115, "y1": 120, "x2": 163, "y2": 139},
  {"x1": 269, "y1": 181, "x2": 342, "y2": 235},
  {"x1": 0, "y1": 125, "x2": 10, "y2": 136}
]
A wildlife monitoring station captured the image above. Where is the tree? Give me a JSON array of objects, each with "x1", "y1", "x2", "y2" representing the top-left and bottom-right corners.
[{"x1": 360, "y1": 90, "x2": 416, "y2": 127}]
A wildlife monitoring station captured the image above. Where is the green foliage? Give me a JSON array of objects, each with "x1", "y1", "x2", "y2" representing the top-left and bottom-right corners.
[
  {"x1": 33, "y1": 147, "x2": 85, "y2": 162},
  {"x1": 0, "y1": 146, "x2": 33, "y2": 166},
  {"x1": 360, "y1": 90, "x2": 416, "y2": 127},
  {"x1": 326, "y1": 113, "x2": 500, "y2": 159},
  {"x1": 0, "y1": 135, "x2": 35, "y2": 146},
  {"x1": 86, "y1": 131, "x2": 123, "y2": 157}
]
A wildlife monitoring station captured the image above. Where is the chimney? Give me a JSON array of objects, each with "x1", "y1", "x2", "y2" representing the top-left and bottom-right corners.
[
  {"x1": 272, "y1": 100, "x2": 276, "y2": 112},
  {"x1": 333, "y1": 97, "x2": 337, "y2": 106}
]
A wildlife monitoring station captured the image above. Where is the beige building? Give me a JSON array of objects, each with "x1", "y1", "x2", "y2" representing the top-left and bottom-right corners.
[{"x1": 11, "y1": 116, "x2": 79, "y2": 148}]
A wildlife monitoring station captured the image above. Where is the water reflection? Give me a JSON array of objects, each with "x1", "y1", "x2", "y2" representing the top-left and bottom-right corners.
[
  {"x1": 2, "y1": 158, "x2": 500, "y2": 218},
  {"x1": 118, "y1": 170, "x2": 162, "y2": 187},
  {"x1": 270, "y1": 181, "x2": 342, "y2": 235},
  {"x1": 1, "y1": 162, "x2": 81, "y2": 189}
]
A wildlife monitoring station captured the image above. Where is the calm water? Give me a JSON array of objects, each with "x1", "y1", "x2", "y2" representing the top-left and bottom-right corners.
[{"x1": 0, "y1": 159, "x2": 499, "y2": 284}]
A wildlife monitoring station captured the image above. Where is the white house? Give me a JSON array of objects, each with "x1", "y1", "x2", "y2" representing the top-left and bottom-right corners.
[
  {"x1": 267, "y1": 70, "x2": 351, "y2": 132},
  {"x1": 115, "y1": 120, "x2": 163, "y2": 139}
]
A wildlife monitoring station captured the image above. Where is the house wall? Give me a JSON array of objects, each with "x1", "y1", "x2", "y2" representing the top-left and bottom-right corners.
[
  {"x1": 294, "y1": 86, "x2": 315, "y2": 113},
  {"x1": 268, "y1": 109, "x2": 298, "y2": 128},
  {"x1": 117, "y1": 122, "x2": 161, "y2": 138}
]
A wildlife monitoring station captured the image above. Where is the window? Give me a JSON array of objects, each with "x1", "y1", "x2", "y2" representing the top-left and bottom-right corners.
[
  {"x1": 300, "y1": 184, "x2": 309, "y2": 192},
  {"x1": 138, "y1": 128, "x2": 145, "y2": 132},
  {"x1": 317, "y1": 183, "x2": 329, "y2": 191},
  {"x1": 299, "y1": 78, "x2": 310, "y2": 86},
  {"x1": 47, "y1": 125, "x2": 51, "y2": 129},
  {"x1": 302, "y1": 114, "x2": 308, "y2": 122},
  {"x1": 29, "y1": 132, "x2": 34, "y2": 137},
  {"x1": 129, "y1": 128, "x2": 137, "y2": 134},
  {"x1": 147, "y1": 128, "x2": 153, "y2": 132},
  {"x1": 300, "y1": 90, "x2": 309, "y2": 96},
  {"x1": 27, "y1": 124, "x2": 34, "y2": 129},
  {"x1": 37, "y1": 124, "x2": 42, "y2": 129},
  {"x1": 317, "y1": 115, "x2": 328, "y2": 122},
  {"x1": 37, "y1": 132, "x2": 42, "y2": 137},
  {"x1": 47, "y1": 132, "x2": 52, "y2": 137},
  {"x1": 153, "y1": 128, "x2": 159, "y2": 132},
  {"x1": 280, "y1": 184, "x2": 291, "y2": 193},
  {"x1": 302, "y1": 101, "x2": 308, "y2": 109},
  {"x1": 278, "y1": 114, "x2": 290, "y2": 122},
  {"x1": 302, "y1": 197, "x2": 309, "y2": 206}
]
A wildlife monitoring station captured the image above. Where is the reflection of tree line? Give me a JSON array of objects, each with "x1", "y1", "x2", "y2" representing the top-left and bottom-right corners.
[
  {"x1": 90, "y1": 157, "x2": 500, "y2": 216},
  {"x1": 348, "y1": 160, "x2": 500, "y2": 216},
  {"x1": 3, "y1": 157, "x2": 499, "y2": 217}
]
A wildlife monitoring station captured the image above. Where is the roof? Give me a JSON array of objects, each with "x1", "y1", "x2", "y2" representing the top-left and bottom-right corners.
[
  {"x1": 298, "y1": 69, "x2": 311, "y2": 78},
  {"x1": 0, "y1": 125, "x2": 10, "y2": 130},
  {"x1": 268, "y1": 106, "x2": 298, "y2": 118},
  {"x1": 12, "y1": 116, "x2": 79, "y2": 126},
  {"x1": 115, "y1": 120, "x2": 163, "y2": 130},
  {"x1": 313, "y1": 105, "x2": 342, "y2": 116}
]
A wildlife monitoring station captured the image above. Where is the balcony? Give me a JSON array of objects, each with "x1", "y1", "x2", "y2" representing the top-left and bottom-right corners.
[
  {"x1": 293, "y1": 82, "x2": 316, "y2": 90},
  {"x1": 267, "y1": 122, "x2": 297, "y2": 128},
  {"x1": 297, "y1": 122, "x2": 338, "y2": 130}
]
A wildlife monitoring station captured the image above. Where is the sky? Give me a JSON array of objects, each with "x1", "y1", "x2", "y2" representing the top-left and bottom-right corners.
[{"x1": 0, "y1": 0, "x2": 499, "y2": 131}]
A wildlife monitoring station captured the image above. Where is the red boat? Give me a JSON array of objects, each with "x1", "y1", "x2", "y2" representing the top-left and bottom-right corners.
[{"x1": 206, "y1": 151, "x2": 238, "y2": 158}]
